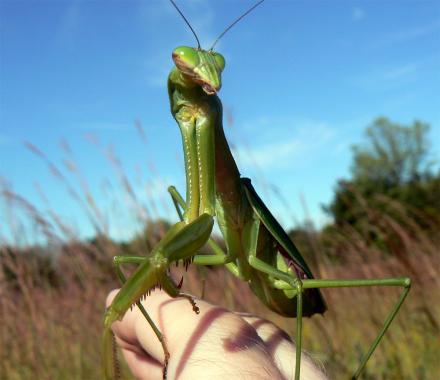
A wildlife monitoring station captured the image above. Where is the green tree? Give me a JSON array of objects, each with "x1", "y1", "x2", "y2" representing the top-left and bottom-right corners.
[
  {"x1": 351, "y1": 117, "x2": 431, "y2": 190},
  {"x1": 325, "y1": 117, "x2": 439, "y2": 227}
]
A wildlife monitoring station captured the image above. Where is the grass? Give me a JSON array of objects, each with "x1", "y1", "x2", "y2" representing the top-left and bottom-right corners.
[{"x1": 1, "y1": 136, "x2": 439, "y2": 379}]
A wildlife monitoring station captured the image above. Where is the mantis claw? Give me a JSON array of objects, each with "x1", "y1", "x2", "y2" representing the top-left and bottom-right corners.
[
  {"x1": 180, "y1": 292, "x2": 200, "y2": 314},
  {"x1": 177, "y1": 276, "x2": 184, "y2": 289},
  {"x1": 163, "y1": 350, "x2": 170, "y2": 380}
]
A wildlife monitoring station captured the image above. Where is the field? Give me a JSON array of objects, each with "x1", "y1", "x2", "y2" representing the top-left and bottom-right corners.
[{"x1": 1, "y1": 176, "x2": 439, "y2": 379}]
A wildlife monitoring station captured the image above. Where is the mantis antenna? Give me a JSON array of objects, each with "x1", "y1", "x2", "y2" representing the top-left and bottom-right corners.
[
  {"x1": 210, "y1": 0, "x2": 265, "y2": 50},
  {"x1": 169, "y1": 0, "x2": 201, "y2": 49}
]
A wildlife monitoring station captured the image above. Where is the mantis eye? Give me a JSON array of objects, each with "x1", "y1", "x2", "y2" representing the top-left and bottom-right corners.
[
  {"x1": 214, "y1": 53, "x2": 225, "y2": 71},
  {"x1": 172, "y1": 46, "x2": 200, "y2": 68}
]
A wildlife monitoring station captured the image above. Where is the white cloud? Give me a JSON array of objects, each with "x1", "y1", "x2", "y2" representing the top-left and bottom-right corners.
[
  {"x1": 352, "y1": 7, "x2": 365, "y2": 22},
  {"x1": 55, "y1": 0, "x2": 81, "y2": 47},
  {"x1": 234, "y1": 138, "x2": 301, "y2": 169},
  {"x1": 372, "y1": 21, "x2": 440, "y2": 48},
  {"x1": 382, "y1": 64, "x2": 418, "y2": 80},
  {"x1": 232, "y1": 122, "x2": 335, "y2": 170},
  {"x1": 353, "y1": 62, "x2": 419, "y2": 91}
]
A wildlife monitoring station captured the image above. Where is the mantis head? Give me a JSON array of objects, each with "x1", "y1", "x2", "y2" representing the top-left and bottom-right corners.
[
  {"x1": 172, "y1": 46, "x2": 225, "y2": 95},
  {"x1": 169, "y1": 0, "x2": 263, "y2": 94}
]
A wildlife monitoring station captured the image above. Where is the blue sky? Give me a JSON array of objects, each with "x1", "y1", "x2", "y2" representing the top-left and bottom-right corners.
[{"x1": 1, "y1": 0, "x2": 439, "y2": 244}]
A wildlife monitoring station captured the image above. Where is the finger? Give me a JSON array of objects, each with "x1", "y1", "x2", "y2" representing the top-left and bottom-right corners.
[
  {"x1": 110, "y1": 289, "x2": 287, "y2": 379},
  {"x1": 240, "y1": 315, "x2": 297, "y2": 379},
  {"x1": 106, "y1": 289, "x2": 141, "y2": 350},
  {"x1": 153, "y1": 291, "x2": 287, "y2": 380},
  {"x1": 106, "y1": 289, "x2": 164, "y2": 379},
  {"x1": 122, "y1": 349, "x2": 163, "y2": 380},
  {"x1": 240, "y1": 315, "x2": 328, "y2": 380}
]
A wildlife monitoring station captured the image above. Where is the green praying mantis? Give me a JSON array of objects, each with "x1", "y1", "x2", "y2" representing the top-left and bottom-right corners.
[{"x1": 103, "y1": 1, "x2": 411, "y2": 379}]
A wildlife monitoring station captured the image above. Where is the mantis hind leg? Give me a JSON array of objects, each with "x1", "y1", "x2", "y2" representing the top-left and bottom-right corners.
[
  {"x1": 272, "y1": 277, "x2": 411, "y2": 378},
  {"x1": 247, "y1": 260, "x2": 306, "y2": 380},
  {"x1": 245, "y1": 217, "x2": 306, "y2": 380},
  {"x1": 247, "y1": 255, "x2": 305, "y2": 380},
  {"x1": 300, "y1": 278, "x2": 411, "y2": 379},
  {"x1": 243, "y1": 216, "x2": 410, "y2": 379},
  {"x1": 249, "y1": 252, "x2": 411, "y2": 378}
]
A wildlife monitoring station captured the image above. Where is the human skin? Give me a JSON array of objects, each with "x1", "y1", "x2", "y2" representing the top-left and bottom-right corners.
[{"x1": 107, "y1": 289, "x2": 328, "y2": 380}]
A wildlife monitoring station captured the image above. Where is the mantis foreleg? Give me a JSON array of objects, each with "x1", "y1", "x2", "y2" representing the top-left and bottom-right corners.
[
  {"x1": 102, "y1": 213, "x2": 214, "y2": 379},
  {"x1": 112, "y1": 255, "x2": 171, "y2": 377},
  {"x1": 168, "y1": 185, "x2": 241, "y2": 275}
]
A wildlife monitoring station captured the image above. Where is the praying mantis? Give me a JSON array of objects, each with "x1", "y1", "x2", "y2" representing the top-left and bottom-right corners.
[{"x1": 102, "y1": 1, "x2": 411, "y2": 379}]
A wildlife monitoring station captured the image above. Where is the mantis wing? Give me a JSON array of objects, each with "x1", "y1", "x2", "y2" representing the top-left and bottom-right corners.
[{"x1": 242, "y1": 177, "x2": 327, "y2": 315}]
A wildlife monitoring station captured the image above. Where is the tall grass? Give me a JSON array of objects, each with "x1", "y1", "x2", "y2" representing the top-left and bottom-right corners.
[{"x1": 0, "y1": 136, "x2": 439, "y2": 379}]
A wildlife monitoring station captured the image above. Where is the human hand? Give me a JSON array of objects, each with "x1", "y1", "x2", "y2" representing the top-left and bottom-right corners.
[{"x1": 107, "y1": 289, "x2": 327, "y2": 380}]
